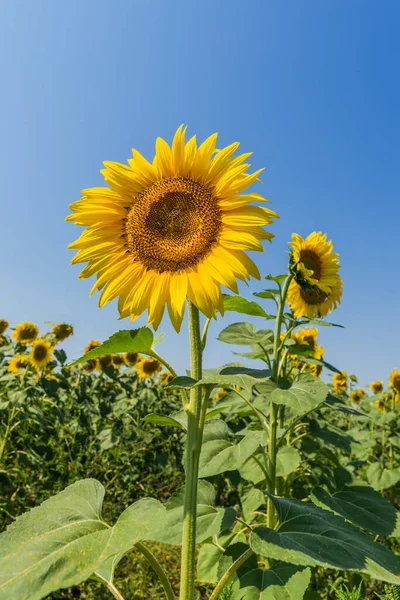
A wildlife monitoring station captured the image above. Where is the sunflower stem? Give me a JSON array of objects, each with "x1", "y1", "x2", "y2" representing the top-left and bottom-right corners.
[
  {"x1": 267, "y1": 274, "x2": 293, "y2": 529},
  {"x1": 179, "y1": 302, "x2": 203, "y2": 600},
  {"x1": 135, "y1": 542, "x2": 176, "y2": 600}
]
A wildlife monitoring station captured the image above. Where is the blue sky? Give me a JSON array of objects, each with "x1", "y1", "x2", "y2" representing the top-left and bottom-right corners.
[{"x1": 1, "y1": 0, "x2": 399, "y2": 388}]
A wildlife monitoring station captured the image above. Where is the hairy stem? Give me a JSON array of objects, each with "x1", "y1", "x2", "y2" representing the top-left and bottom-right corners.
[
  {"x1": 135, "y1": 542, "x2": 176, "y2": 600},
  {"x1": 209, "y1": 548, "x2": 254, "y2": 600}
]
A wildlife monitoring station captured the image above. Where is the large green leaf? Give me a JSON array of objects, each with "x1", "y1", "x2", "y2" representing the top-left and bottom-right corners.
[
  {"x1": 218, "y1": 323, "x2": 274, "y2": 346},
  {"x1": 197, "y1": 366, "x2": 271, "y2": 393},
  {"x1": 0, "y1": 479, "x2": 164, "y2": 600},
  {"x1": 250, "y1": 495, "x2": 400, "y2": 584},
  {"x1": 276, "y1": 446, "x2": 301, "y2": 477},
  {"x1": 241, "y1": 486, "x2": 266, "y2": 522},
  {"x1": 235, "y1": 564, "x2": 311, "y2": 600},
  {"x1": 239, "y1": 452, "x2": 267, "y2": 485},
  {"x1": 311, "y1": 485, "x2": 400, "y2": 537},
  {"x1": 199, "y1": 432, "x2": 264, "y2": 478},
  {"x1": 271, "y1": 374, "x2": 328, "y2": 416},
  {"x1": 367, "y1": 463, "x2": 400, "y2": 491},
  {"x1": 71, "y1": 328, "x2": 154, "y2": 366},
  {"x1": 217, "y1": 542, "x2": 259, "y2": 596},
  {"x1": 296, "y1": 317, "x2": 344, "y2": 328},
  {"x1": 143, "y1": 413, "x2": 186, "y2": 430},
  {"x1": 222, "y1": 295, "x2": 272, "y2": 318}
]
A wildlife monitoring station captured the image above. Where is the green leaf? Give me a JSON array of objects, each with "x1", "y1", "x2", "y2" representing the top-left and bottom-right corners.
[
  {"x1": 296, "y1": 356, "x2": 342, "y2": 375},
  {"x1": 218, "y1": 323, "x2": 274, "y2": 346},
  {"x1": 254, "y1": 290, "x2": 280, "y2": 299},
  {"x1": 324, "y1": 394, "x2": 368, "y2": 416},
  {"x1": 197, "y1": 543, "x2": 224, "y2": 584},
  {"x1": 143, "y1": 413, "x2": 186, "y2": 430},
  {"x1": 222, "y1": 295, "x2": 272, "y2": 318},
  {"x1": 250, "y1": 494, "x2": 400, "y2": 584},
  {"x1": 311, "y1": 485, "x2": 400, "y2": 537},
  {"x1": 241, "y1": 487, "x2": 266, "y2": 522},
  {"x1": 167, "y1": 376, "x2": 197, "y2": 389},
  {"x1": 199, "y1": 432, "x2": 264, "y2": 478},
  {"x1": 308, "y1": 420, "x2": 356, "y2": 453},
  {"x1": 237, "y1": 564, "x2": 311, "y2": 600},
  {"x1": 271, "y1": 374, "x2": 328, "y2": 416},
  {"x1": 0, "y1": 479, "x2": 165, "y2": 599},
  {"x1": 276, "y1": 446, "x2": 301, "y2": 477},
  {"x1": 166, "y1": 480, "x2": 217, "y2": 509},
  {"x1": 239, "y1": 453, "x2": 267, "y2": 485},
  {"x1": 70, "y1": 328, "x2": 154, "y2": 366},
  {"x1": 265, "y1": 274, "x2": 287, "y2": 285},
  {"x1": 217, "y1": 542, "x2": 259, "y2": 596},
  {"x1": 296, "y1": 317, "x2": 344, "y2": 328},
  {"x1": 197, "y1": 366, "x2": 271, "y2": 393},
  {"x1": 367, "y1": 463, "x2": 400, "y2": 491}
]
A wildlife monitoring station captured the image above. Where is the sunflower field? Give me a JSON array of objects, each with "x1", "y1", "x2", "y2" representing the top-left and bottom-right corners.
[{"x1": 1, "y1": 128, "x2": 400, "y2": 600}]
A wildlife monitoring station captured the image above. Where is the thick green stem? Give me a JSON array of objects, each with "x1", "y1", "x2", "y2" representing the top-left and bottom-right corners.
[
  {"x1": 179, "y1": 302, "x2": 203, "y2": 600},
  {"x1": 209, "y1": 548, "x2": 254, "y2": 600},
  {"x1": 135, "y1": 542, "x2": 176, "y2": 600}
]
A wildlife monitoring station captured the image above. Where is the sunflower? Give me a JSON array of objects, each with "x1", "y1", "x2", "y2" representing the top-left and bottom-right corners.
[
  {"x1": 112, "y1": 354, "x2": 125, "y2": 367},
  {"x1": 287, "y1": 232, "x2": 342, "y2": 318},
  {"x1": 8, "y1": 355, "x2": 29, "y2": 374},
  {"x1": 30, "y1": 339, "x2": 54, "y2": 369},
  {"x1": 98, "y1": 355, "x2": 112, "y2": 369},
  {"x1": 375, "y1": 399, "x2": 385, "y2": 412},
  {"x1": 13, "y1": 321, "x2": 39, "y2": 344},
  {"x1": 214, "y1": 388, "x2": 229, "y2": 401},
  {"x1": 333, "y1": 371, "x2": 348, "y2": 394},
  {"x1": 311, "y1": 345, "x2": 325, "y2": 378},
  {"x1": 160, "y1": 370, "x2": 174, "y2": 384},
  {"x1": 0, "y1": 319, "x2": 9, "y2": 335},
  {"x1": 52, "y1": 323, "x2": 74, "y2": 343},
  {"x1": 297, "y1": 327, "x2": 318, "y2": 350},
  {"x1": 350, "y1": 388, "x2": 365, "y2": 405},
  {"x1": 369, "y1": 380, "x2": 383, "y2": 395},
  {"x1": 82, "y1": 358, "x2": 98, "y2": 373},
  {"x1": 136, "y1": 357, "x2": 161, "y2": 379},
  {"x1": 389, "y1": 369, "x2": 400, "y2": 394},
  {"x1": 67, "y1": 126, "x2": 278, "y2": 332},
  {"x1": 84, "y1": 340, "x2": 101, "y2": 354},
  {"x1": 125, "y1": 352, "x2": 139, "y2": 366}
]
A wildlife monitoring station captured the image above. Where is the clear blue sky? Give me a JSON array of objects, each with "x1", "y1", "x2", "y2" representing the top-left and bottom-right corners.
[{"x1": 1, "y1": 0, "x2": 399, "y2": 388}]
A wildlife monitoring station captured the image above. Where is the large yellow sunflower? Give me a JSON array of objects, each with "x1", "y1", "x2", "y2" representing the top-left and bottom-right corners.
[
  {"x1": 369, "y1": 380, "x2": 383, "y2": 394},
  {"x1": 8, "y1": 355, "x2": 29, "y2": 375},
  {"x1": 389, "y1": 369, "x2": 400, "y2": 394},
  {"x1": 287, "y1": 232, "x2": 342, "y2": 318},
  {"x1": 136, "y1": 357, "x2": 161, "y2": 379},
  {"x1": 297, "y1": 327, "x2": 318, "y2": 350},
  {"x1": 0, "y1": 319, "x2": 9, "y2": 335},
  {"x1": 67, "y1": 126, "x2": 278, "y2": 331},
  {"x1": 52, "y1": 323, "x2": 74, "y2": 343},
  {"x1": 13, "y1": 321, "x2": 39, "y2": 344},
  {"x1": 30, "y1": 339, "x2": 54, "y2": 369}
]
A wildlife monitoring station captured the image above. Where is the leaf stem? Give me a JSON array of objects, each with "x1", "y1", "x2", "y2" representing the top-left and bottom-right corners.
[
  {"x1": 209, "y1": 548, "x2": 254, "y2": 600},
  {"x1": 135, "y1": 542, "x2": 176, "y2": 600},
  {"x1": 150, "y1": 350, "x2": 189, "y2": 408},
  {"x1": 179, "y1": 302, "x2": 203, "y2": 600}
]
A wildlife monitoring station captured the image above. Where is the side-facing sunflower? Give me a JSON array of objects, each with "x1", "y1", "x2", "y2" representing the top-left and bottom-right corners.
[
  {"x1": 333, "y1": 371, "x2": 348, "y2": 394},
  {"x1": 13, "y1": 321, "x2": 39, "y2": 344},
  {"x1": 369, "y1": 380, "x2": 384, "y2": 394},
  {"x1": 67, "y1": 126, "x2": 278, "y2": 331},
  {"x1": 8, "y1": 355, "x2": 29, "y2": 374},
  {"x1": 287, "y1": 232, "x2": 342, "y2": 318},
  {"x1": 350, "y1": 388, "x2": 365, "y2": 405},
  {"x1": 52, "y1": 323, "x2": 74, "y2": 343},
  {"x1": 30, "y1": 339, "x2": 54, "y2": 369},
  {"x1": 112, "y1": 354, "x2": 125, "y2": 367},
  {"x1": 136, "y1": 357, "x2": 161, "y2": 379},
  {"x1": 125, "y1": 352, "x2": 139, "y2": 366},
  {"x1": 98, "y1": 355, "x2": 112, "y2": 369},
  {"x1": 375, "y1": 399, "x2": 385, "y2": 412},
  {"x1": 297, "y1": 327, "x2": 318, "y2": 350},
  {"x1": 81, "y1": 359, "x2": 98, "y2": 373},
  {"x1": 160, "y1": 371, "x2": 174, "y2": 384},
  {"x1": 0, "y1": 319, "x2": 9, "y2": 335},
  {"x1": 389, "y1": 369, "x2": 400, "y2": 394}
]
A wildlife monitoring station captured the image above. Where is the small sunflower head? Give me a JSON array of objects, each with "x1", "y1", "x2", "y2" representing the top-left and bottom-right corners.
[
  {"x1": 52, "y1": 323, "x2": 74, "y2": 343},
  {"x1": 333, "y1": 371, "x2": 348, "y2": 394},
  {"x1": 8, "y1": 355, "x2": 29, "y2": 375},
  {"x1": 287, "y1": 232, "x2": 342, "y2": 319},
  {"x1": 136, "y1": 357, "x2": 161, "y2": 379},
  {"x1": 350, "y1": 389, "x2": 364, "y2": 405},
  {"x1": 311, "y1": 344, "x2": 325, "y2": 378},
  {"x1": 160, "y1": 371, "x2": 174, "y2": 384},
  {"x1": 369, "y1": 380, "x2": 384, "y2": 395},
  {"x1": 112, "y1": 354, "x2": 125, "y2": 367},
  {"x1": 125, "y1": 352, "x2": 139, "y2": 366},
  {"x1": 389, "y1": 369, "x2": 400, "y2": 394},
  {"x1": 375, "y1": 398, "x2": 385, "y2": 412},
  {"x1": 81, "y1": 359, "x2": 98, "y2": 373},
  {"x1": 214, "y1": 388, "x2": 229, "y2": 401},
  {"x1": 0, "y1": 319, "x2": 9, "y2": 335},
  {"x1": 84, "y1": 340, "x2": 101, "y2": 354},
  {"x1": 297, "y1": 327, "x2": 318, "y2": 350},
  {"x1": 98, "y1": 354, "x2": 112, "y2": 369},
  {"x1": 30, "y1": 339, "x2": 54, "y2": 369},
  {"x1": 13, "y1": 322, "x2": 39, "y2": 344}
]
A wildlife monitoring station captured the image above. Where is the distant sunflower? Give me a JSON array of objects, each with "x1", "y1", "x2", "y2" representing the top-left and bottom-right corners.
[
  {"x1": 112, "y1": 354, "x2": 125, "y2": 367},
  {"x1": 369, "y1": 380, "x2": 383, "y2": 395},
  {"x1": 84, "y1": 340, "x2": 101, "y2": 354},
  {"x1": 287, "y1": 232, "x2": 342, "y2": 318},
  {"x1": 333, "y1": 371, "x2": 348, "y2": 394},
  {"x1": 298, "y1": 327, "x2": 318, "y2": 350},
  {"x1": 125, "y1": 352, "x2": 139, "y2": 366},
  {"x1": 67, "y1": 126, "x2": 278, "y2": 331},
  {"x1": 8, "y1": 355, "x2": 29, "y2": 374},
  {"x1": 82, "y1": 359, "x2": 97, "y2": 373},
  {"x1": 350, "y1": 389, "x2": 364, "y2": 405},
  {"x1": 160, "y1": 371, "x2": 174, "y2": 384},
  {"x1": 30, "y1": 339, "x2": 53, "y2": 369},
  {"x1": 311, "y1": 345, "x2": 325, "y2": 378},
  {"x1": 13, "y1": 322, "x2": 39, "y2": 344},
  {"x1": 52, "y1": 323, "x2": 74, "y2": 343},
  {"x1": 375, "y1": 399, "x2": 385, "y2": 412},
  {"x1": 389, "y1": 369, "x2": 400, "y2": 394},
  {"x1": 98, "y1": 355, "x2": 112, "y2": 369},
  {"x1": 136, "y1": 357, "x2": 161, "y2": 379},
  {"x1": 0, "y1": 319, "x2": 9, "y2": 335}
]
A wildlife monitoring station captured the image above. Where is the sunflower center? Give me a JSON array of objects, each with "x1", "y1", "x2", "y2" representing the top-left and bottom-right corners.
[
  {"x1": 300, "y1": 286, "x2": 329, "y2": 306},
  {"x1": 299, "y1": 250, "x2": 322, "y2": 280},
  {"x1": 125, "y1": 177, "x2": 221, "y2": 273},
  {"x1": 34, "y1": 345, "x2": 48, "y2": 361}
]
